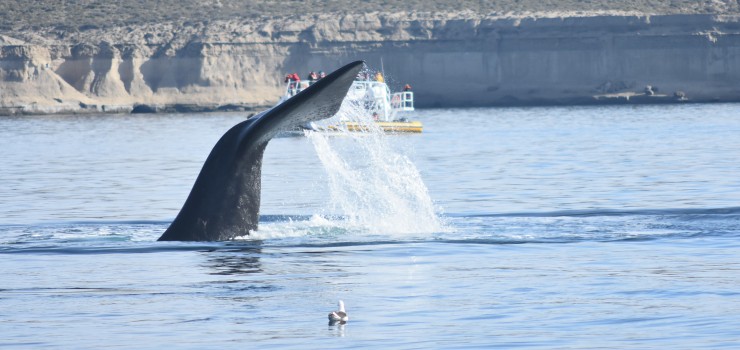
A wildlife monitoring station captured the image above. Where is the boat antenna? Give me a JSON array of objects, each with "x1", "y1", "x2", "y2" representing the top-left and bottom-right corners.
[{"x1": 380, "y1": 57, "x2": 385, "y2": 79}]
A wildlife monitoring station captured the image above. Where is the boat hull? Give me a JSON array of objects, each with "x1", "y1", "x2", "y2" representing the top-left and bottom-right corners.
[{"x1": 342, "y1": 121, "x2": 423, "y2": 133}]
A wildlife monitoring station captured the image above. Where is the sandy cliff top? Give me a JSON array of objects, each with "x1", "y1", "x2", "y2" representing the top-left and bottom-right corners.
[
  {"x1": 2, "y1": 0, "x2": 739, "y2": 47},
  {"x1": 1, "y1": 0, "x2": 739, "y2": 31}
]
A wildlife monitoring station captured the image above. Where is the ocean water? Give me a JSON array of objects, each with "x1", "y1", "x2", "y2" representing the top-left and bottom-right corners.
[{"x1": 1, "y1": 104, "x2": 740, "y2": 349}]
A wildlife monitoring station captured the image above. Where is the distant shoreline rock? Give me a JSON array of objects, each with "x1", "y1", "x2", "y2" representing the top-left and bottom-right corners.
[{"x1": 0, "y1": 102, "x2": 264, "y2": 116}]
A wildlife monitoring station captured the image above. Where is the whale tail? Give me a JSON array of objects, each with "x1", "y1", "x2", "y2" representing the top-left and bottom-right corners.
[{"x1": 159, "y1": 61, "x2": 365, "y2": 241}]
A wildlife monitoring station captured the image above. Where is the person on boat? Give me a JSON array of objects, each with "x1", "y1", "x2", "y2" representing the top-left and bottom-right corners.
[
  {"x1": 374, "y1": 72, "x2": 384, "y2": 83},
  {"x1": 402, "y1": 84, "x2": 413, "y2": 108},
  {"x1": 291, "y1": 73, "x2": 301, "y2": 93},
  {"x1": 284, "y1": 73, "x2": 296, "y2": 95},
  {"x1": 308, "y1": 71, "x2": 318, "y2": 85},
  {"x1": 356, "y1": 70, "x2": 372, "y2": 81},
  {"x1": 319, "y1": 71, "x2": 326, "y2": 79}
]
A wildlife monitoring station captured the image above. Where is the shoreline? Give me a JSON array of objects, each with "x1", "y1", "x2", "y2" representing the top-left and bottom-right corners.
[
  {"x1": 1, "y1": 94, "x2": 725, "y2": 117},
  {"x1": 0, "y1": 102, "x2": 266, "y2": 116}
]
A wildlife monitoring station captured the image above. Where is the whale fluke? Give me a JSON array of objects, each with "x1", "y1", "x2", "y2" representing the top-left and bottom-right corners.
[{"x1": 158, "y1": 61, "x2": 365, "y2": 241}]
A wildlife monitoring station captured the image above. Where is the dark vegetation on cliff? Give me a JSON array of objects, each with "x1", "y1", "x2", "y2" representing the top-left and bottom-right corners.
[{"x1": 1, "y1": 0, "x2": 738, "y2": 31}]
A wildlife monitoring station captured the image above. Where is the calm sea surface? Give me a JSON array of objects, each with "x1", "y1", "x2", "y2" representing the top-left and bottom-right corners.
[{"x1": 1, "y1": 104, "x2": 739, "y2": 349}]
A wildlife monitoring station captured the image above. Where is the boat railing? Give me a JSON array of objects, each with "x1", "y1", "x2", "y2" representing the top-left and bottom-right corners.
[
  {"x1": 349, "y1": 80, "x2": 387, "y2": 91},
  {"x1": 391, "y1": 92, "x2": 414, "y2": 111},
  {"x1": 284, "y1": 80, "x2": 312, "y2": 97},
  {"x1": 282, "y1": 79, "x2": 414, "y2": 114}
]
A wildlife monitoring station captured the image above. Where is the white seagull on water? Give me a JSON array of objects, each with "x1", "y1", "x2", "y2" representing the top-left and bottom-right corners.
[{"x1": 328, "y1": 300, "x2": 348, "y2": 324}]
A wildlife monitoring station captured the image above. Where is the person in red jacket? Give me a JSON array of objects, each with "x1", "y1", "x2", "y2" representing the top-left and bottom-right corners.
[{"x1": 291, "y1": 73, "x2": 301, "y2": 92}]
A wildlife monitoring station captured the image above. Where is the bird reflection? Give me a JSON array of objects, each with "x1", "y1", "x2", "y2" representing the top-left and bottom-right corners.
[{"x1": 328, "y1": 321, "x2": 346, "y2": 337}]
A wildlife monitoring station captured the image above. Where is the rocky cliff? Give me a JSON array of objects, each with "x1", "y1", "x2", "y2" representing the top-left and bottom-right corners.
[{"x1": 2, "y1": 12, "x2": 740, "y2": 114}]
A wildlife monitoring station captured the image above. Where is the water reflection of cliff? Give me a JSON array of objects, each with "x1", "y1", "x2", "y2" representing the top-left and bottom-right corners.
[
  {"x1": 199, "y1": 246, "x2": 281, "y2": 302},
  {"x1": 202, "y1": 246, "x2": 263, "y2": 276}
]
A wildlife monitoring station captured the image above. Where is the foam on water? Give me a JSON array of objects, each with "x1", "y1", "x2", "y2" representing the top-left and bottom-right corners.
[
  {"x1": 246, "y1": 215, "x2": 352, "y2": 241},
  {"x1": 2, "y1": 208, "x2": 739, "y2": 253},
  {"x1": 303, "y1": 96, "x2": 444, "y2": 236}
]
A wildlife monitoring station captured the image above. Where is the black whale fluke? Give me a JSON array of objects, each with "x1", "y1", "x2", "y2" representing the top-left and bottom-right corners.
[{"x1": 158, "y1": 61, "x2": 365, "y2": 241}]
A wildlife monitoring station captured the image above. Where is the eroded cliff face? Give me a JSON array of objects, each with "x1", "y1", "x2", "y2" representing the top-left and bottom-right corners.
[
  {"x1": 0, "y1": 38, "x2": 288, "y2": 114},
  {"x1": 2, "y1": 12, "x2": 740, "y2": 114}
]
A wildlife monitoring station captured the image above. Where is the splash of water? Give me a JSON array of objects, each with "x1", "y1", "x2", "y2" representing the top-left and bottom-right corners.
[{"x1": 305, "y1": 96, "x2": 444, "y2": 235}]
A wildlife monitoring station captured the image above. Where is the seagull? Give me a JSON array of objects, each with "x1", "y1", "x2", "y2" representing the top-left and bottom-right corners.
[{"x1": 328, "y1": 300, "x2": 348, "y2": 324}]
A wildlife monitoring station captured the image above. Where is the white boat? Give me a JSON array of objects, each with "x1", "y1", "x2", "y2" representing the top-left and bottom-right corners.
[{"x1": 279, "y1": 74, "x2": 422, "y2": 133}]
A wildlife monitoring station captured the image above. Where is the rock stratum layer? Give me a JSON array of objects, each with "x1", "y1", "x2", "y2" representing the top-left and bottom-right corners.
[{"x1": 2, "y1": 12, "x2": 740, "y2": 114}]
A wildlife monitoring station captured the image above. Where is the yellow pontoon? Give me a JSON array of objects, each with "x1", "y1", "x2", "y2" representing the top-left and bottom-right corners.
[{"x1": 341, "y1": 121, "x2": 423, "y2": 133}]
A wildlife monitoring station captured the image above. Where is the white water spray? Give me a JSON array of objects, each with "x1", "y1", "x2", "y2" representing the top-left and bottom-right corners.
[{"x1": 306, "y1": 93, "x2": 443, "y2": 235}]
